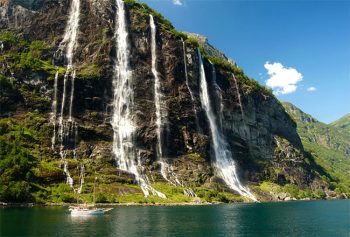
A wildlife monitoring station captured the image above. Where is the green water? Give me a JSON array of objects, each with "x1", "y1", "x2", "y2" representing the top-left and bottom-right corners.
[{"x1": 0, "y1": 200, "x2": 349, "y2": 237}]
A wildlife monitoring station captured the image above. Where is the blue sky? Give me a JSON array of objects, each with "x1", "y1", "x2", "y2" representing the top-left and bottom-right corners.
[{"x1": 140, "y1": 0, "x2": 350, "y2": 123}]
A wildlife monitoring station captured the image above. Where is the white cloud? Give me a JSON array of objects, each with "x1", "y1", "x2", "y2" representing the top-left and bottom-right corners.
[
  {"x1": 307, "y1": 86, "x2": 317, "y2": 92},
  {"x1": 264, "y1": 62, "x2": 303, "y2": 95},
  {"x1": 172, "y1": 0, "x2": 183, "y2": 5}
]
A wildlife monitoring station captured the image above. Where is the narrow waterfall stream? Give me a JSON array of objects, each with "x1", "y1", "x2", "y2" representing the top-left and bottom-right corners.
[
  {"x1": 233, "y1": 73, "x2": 245, "y2": 118},
  {"x1": 50, "y1": 71, "x2": 59, "y2": 150},
  {"x1": 198, "y1": 50, "x2": 257, "y2": 202},
  {"x1": 209, "y1": 61, "x2": 224, "y2": 130},
  {"x1": 182, "y1": 39, "x2": 200, "y2": 131},
  {"x1": 111, "y1": 4, "x2": 165, "y2": 198},
  {"x1": 51, "y1": 0, "x2": 81, "y2": 189},
  {"x1": 150, "y1": 16, "x2": 195, "y2": 197},
  {"x1": 150, "y1": 14, "x2": 169, "y2": 182}
]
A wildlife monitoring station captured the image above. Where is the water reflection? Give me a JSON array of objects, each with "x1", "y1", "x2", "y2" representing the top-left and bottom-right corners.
[{"x1": 0, "y1": 201, "x2": 349, "y2": 237}]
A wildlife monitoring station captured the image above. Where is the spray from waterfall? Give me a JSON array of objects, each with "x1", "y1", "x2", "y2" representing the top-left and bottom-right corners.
[
  {"x1": 198, "y1": 50, "x2": 257, "y2": 202},
  {"x1": 111, "y1": 3, "x2": 165, "y2": 198}
]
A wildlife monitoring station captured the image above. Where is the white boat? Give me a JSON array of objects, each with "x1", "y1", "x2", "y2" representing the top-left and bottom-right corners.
[
  {"x1": 69, "y1": 175, "x2": 113, "y2": 216},
  {"x1": 69, "y1": 206, "x2": 112, "y2": 216}
]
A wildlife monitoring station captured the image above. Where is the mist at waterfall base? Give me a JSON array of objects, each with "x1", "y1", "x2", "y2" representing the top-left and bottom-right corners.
[{"x1": 1, "y1": 200, "x2": 348, "y2": 237}]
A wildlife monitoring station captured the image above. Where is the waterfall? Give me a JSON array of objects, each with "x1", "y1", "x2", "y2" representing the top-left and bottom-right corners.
[
  {"x1": 209, "y1": 61, "x2": 224, "y2": 130},
  {"x1": 59, "y1": 0, "x2": 80, "y2": 66},
  {"x1": 198, "y1": 50, "x2": 257, "y2": 202},
  {"x1": 51, "y1": 70, "x2": 59, "y2": 150},
  {"x1": 150, "y1": 15, "x2": 169, "y2": 182},
  {"x1": 68, "y1": 70, "x2": 76, "y2": 121},
  {"x1": 72, "y1": 121, "x2": 78, "y2": 160},
  {"x1": 183, "y1": 39, "x2": 195, "y2": 107},
  {"x1": 233, "y1": 73, "x2": 245, "y2": 118},
  {"x1": 150, "y1": 15, "x2": 166, "y2": 159},
  {"x1": 159, "y1": 160, "x2": 196, "y2": 197},
  {"x1": 51, "y1": 0, "x2": 81, "y2": 188},
  {"x1": 77, "y1": 165, "x2": 85, "y2": 194},
  {"x1": 182, "y1": 39, "x2": 200, "y2": 131},
  {"x1": 149, "y1": 16, "x2": 193, "y2": 196},
  {"x1": 111, "y1": 2, "x2": 165, "y2": 198}
]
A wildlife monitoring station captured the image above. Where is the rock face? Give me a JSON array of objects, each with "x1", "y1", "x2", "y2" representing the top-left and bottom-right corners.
[
  {"x1": 282, "y1": 102, "x2": 350, "y2": 196},
  {"x1": 0, "y1": 0, "x2": 333, "y2": 202}
]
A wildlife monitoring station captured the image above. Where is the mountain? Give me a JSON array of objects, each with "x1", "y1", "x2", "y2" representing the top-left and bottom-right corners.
[
  {"x1": 330, "y1": 113, "x2": 350, "y2": 134},
  {"x1": 282, "y1": 102, "x2": 350, "y2": 193},
  {"x1": 0, "y1": 0, "x2": 346, "y2": 204}
]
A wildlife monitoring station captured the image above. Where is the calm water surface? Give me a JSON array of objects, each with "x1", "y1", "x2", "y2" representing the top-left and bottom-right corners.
[{"x1": 0, "y1": 200, "x2": 349, "y2": 237}]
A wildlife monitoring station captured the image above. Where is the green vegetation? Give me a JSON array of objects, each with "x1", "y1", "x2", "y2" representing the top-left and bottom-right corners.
[
  {"x1": 0, "y1": 114, "x2": 53, "y2": 203},
  {"x1": 0, "y1": 74, "x2": 15, "y2": 92},
  {"x1": 330, "y1": 113, "x2": 350, "y2": 134},
  {"x1": 201, "y1": 52, "x2": 272, "y2": 95},
  {"x1": 0, "y1": 31, "x2": 64, "y2": 76},
  {"x1": 282, "y1": 102, "x2": 350, "y2": 195},
  {"x1": 125, "y1": 0, "x2": 188, "y2": 40},
  {"x1": 0, "y1": 118, "x2": 40, "y2": 202},
  {"x1": 194, "y1": 188, "x2": 245, "y2": 203},
  {"x1": 257, "y1": 182, "x2": 327, "y2": 200},
  {"x1": 76, "y1": 64, "x2": 101, "y2": 80},
  {"x1": 187, "y1": 153, "x2": 205, "y2": 161},
  {"x1": 184, "y1": 37, "x2": 200, "y2": 47}
]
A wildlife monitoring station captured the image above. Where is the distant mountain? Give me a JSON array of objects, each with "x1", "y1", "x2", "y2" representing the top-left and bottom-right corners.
[
  {"x1": 330, "y1": 113, "x2": 350, "y2": 134},
  {"x1": 282, "y1": 102, "x2": 350, "y2": 189}
]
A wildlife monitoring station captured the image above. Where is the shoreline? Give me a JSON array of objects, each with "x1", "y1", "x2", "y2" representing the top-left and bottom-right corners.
[
  {"x1": 1, "y1": 198, "x2": 348, "y2": 208},
  {"x1": 0, "y1": 202, "x2": 217, "y2": 208}
]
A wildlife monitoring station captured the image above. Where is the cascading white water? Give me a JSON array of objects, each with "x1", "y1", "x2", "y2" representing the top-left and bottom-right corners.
[
  {"x1": 150, "y1": 15, "x2": 170, "y2": 183},
  {"x1": 112, "y1": 0, "x2": 134, "y2": 172},
  {"x1": 68, "y1": 70, "x2": 76, "y2": 122},
  {"x1": 51, "y1": 70, "x2": 59, "y2": 150},
  {"x1": 111, "y1": 3, "x2": 165, "y2": 198},
  {"x1": 51, "y1": 0, "x2": 81, "y2": 188},
  {"x1": 72, "y1": 121, "x2": 78, "y2": 160},
  {"x1": 209, "y1": 61, "x2": 224, "y2": 130},
  {"x1": 150, "y1": 15, "x2": 166, "y2": 159},
  {"x1": 58, "y1": 0, "x2": 80, "y2": 126},
  {"x1": 77, "y1": 165, "x2": 84, "y2": 194},
  {"x1": 198, "y1": 50, "x2": 257, "y2": 202},
  {"x1": 158, "y1": 160, "x2": 196, "y2": 197},
  {"x1": 59, "y1": 0, "x2": 80, "y2": 67},
  {"x1": 233, "y1": 73, "x2": 245, "y2": 118}
]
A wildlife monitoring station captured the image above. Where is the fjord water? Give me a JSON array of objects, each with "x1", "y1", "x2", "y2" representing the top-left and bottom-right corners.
[{"x1": 1, "y1": 200, "x2": 348, "y2": 237}]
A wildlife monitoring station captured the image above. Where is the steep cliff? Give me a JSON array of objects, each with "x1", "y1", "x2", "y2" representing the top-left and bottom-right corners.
[
  {"x1": 282, "y1": 102, "x2": 350, "y2": 197},
  {"x1": 0, "y1": 0, "x2": 337, "y2": 203}
]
